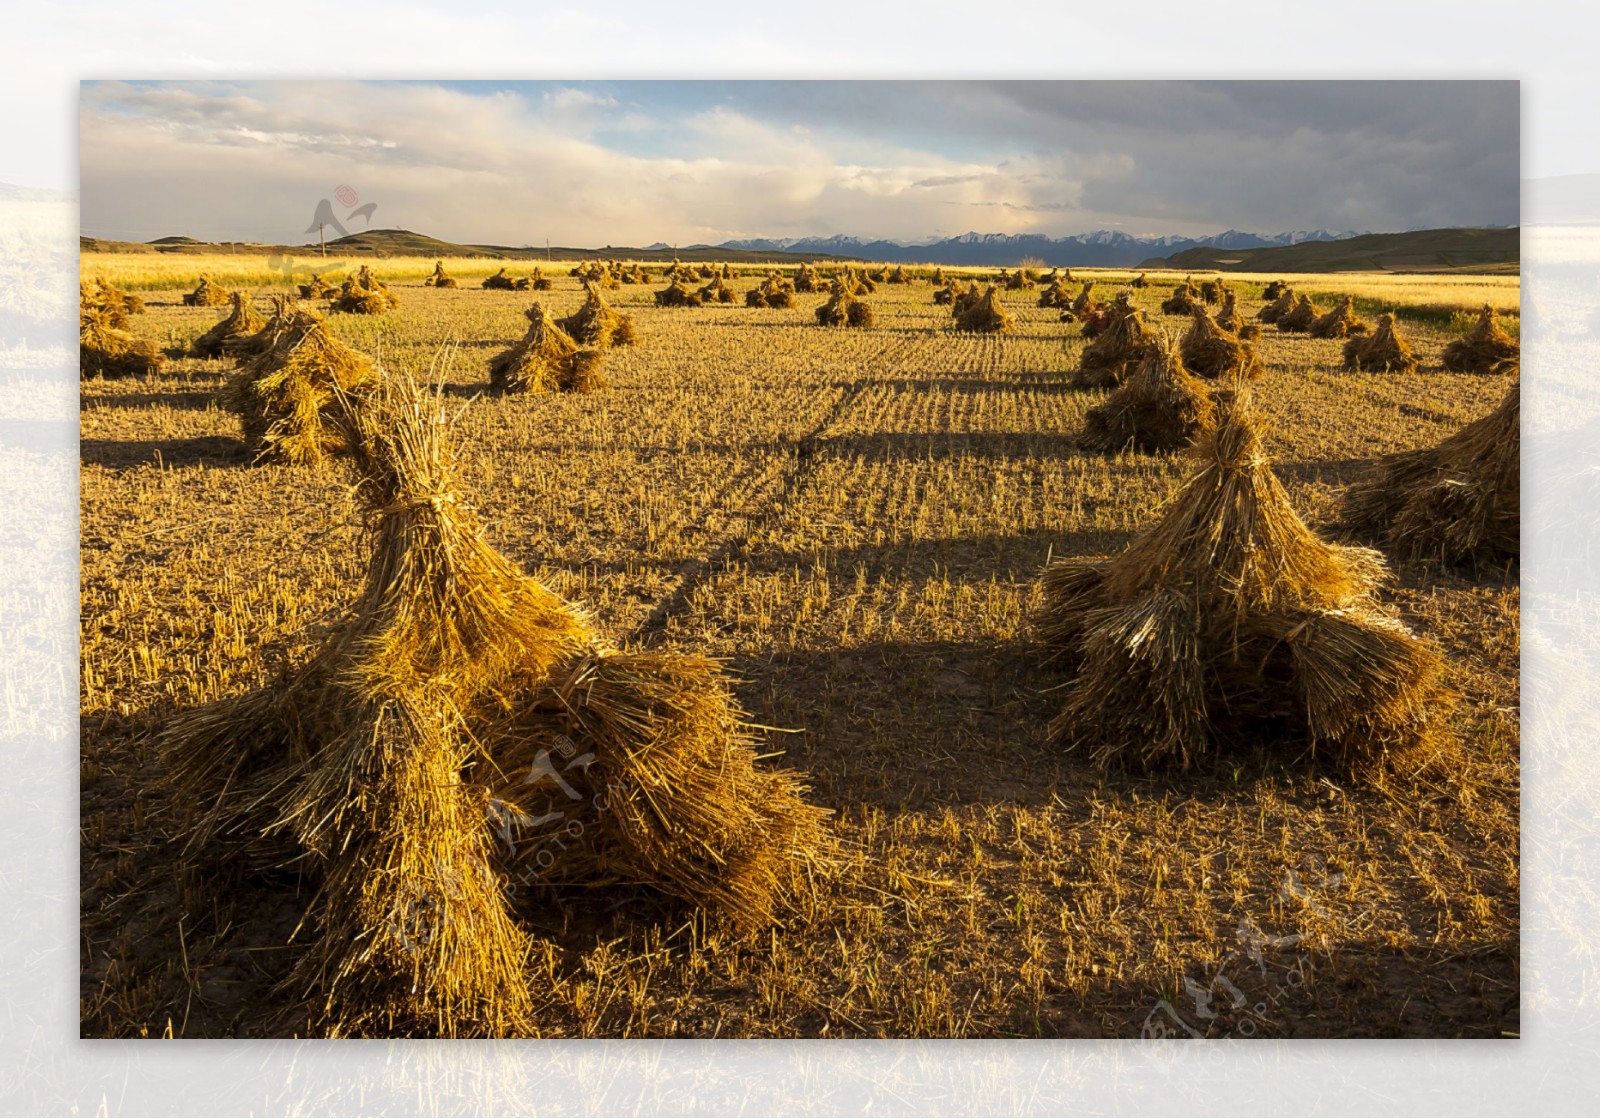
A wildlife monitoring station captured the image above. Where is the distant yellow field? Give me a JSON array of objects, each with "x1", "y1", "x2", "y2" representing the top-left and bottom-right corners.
[
  {"x1": 78, "y1": 253, "x2": 591, "y2": 292},
  {"x1": 1069, "y1": 268, "x2": 1519, "y2": 319},
  {"x1": 80, "y1": 253, "x2": 1520, "y2": 320},
  {"x1": 1151, "y1": 269, "x2": 1520, "y2": 316}
]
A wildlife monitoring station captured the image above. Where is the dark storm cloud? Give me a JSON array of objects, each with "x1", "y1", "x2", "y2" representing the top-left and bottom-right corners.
[{"x1": 668, "y1": 80, "x2": 1519, "y2": 231}]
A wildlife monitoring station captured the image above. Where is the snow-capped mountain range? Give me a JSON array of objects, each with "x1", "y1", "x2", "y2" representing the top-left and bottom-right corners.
[{"x1": 645, "y1": 228, "x2": 1367, "y2": 267}]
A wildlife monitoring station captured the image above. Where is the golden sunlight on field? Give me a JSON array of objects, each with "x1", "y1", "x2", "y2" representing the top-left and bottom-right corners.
[{"x1": 79, "y1": 258, "x2": 1519, "y2": 1040}]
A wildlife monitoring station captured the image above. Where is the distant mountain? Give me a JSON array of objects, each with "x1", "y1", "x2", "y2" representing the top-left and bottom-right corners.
[
  {"x1": 1143, "y1": 227, "x2": 1519, "y2": 274},
  {"x1": 707, "y1": 228, "x2": 1365, "y2": 267}
]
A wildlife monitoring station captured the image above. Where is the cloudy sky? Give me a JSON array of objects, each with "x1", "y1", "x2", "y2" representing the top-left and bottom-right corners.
[{"x1": 79, "y1": 80, "x2": 1518, "y2": 247}]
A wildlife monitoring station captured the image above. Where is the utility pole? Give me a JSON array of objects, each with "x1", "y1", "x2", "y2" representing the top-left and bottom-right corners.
[
  {"x1": 319, "y1": 223, "x2": 326, "y2": 257},
  {"x1": 545, "y1": 237, "x2": 550, "y2": 262}
]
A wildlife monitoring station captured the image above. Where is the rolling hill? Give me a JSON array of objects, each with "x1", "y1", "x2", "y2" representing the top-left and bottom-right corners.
[
  {"x1": 1142, "y1": 227, "x2": 1518, "y2": 274},
  {"x1": 78, "y1": 228, "x2": 854, "y2": 265}
]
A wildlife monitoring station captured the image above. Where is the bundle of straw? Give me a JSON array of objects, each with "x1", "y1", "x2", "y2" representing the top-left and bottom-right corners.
[
  {"x1": 158, "y1": 376, "x2": 828, "y2": 1036},
  {"x1": 745, "y1": 273, "x2": 797, "y2": 308},
  {"x1": 183, "y1": 275, "x2": 232, "y2": 308},
  {"x1": 1342, "y1": 313, "x2": 1419, "y2": 373},
  {"x1": 190, "y1": 291, "x2": 266, "y2": 359},
  {"x1": 298, "y1": 274, "x2": 338, "y2": 299},
  {"x1": 577, "y1": 261, "x2": 620, "y2": 289},
  {"x1": 1214, "y1": 291, "x2": 1261, "y2": 340},
  {"x1": 332, "y1": 266, "x2": 400, "y2": 315},
  {"x1": 1076, "y1": 302, "x2": 1114, "y2": 339},
  {"x1": 654, "y1": 280, "x2": 704, "y2": 308},
  {"x1": 1257, "y1": 288, "x2": 1296, "y2": 324},
  {"x1": 221, "y1": 306, "x2": 378, "y2": 463},
  {"x1": 83, "y1": 277, "x2": 144, "y2": 324},
  {"x1": 556, "y1": 284, "x2": 637, "y2": 348},
  {"x1": 1339, "y1": 376, "x2": 1519, "y2": 566},
  {"x1": 80, "y1": 307, "x2": 164, "y2": 379},
  {"x1": 223, "y1": 293, "x2": 299, "y2": 359},
  {"x1": 488, "y1": 304, "x2": 606, "y2": 394},
  {"x1": 841, "y1": 268, "x2": 876, "y2": 295},
  {"x1": 423, "y1": 261, "x2": 459, "y2": 288},
  {"x1": 1072, "y1": 294, "x2": 1157, "y2": 389},
  {"x1": 1004, "y1": 268, "x2": 1036, "y2": 290},
  {"x1": 696, "y1": 276, "x2": 738, "y2": 305},
  {"x1": 1160, "y1": 279, "x2": 1200, "y2": 316},
  {"x1": 1179, "y1": 305, "x2": 1262, "y2": 381},
  {"x1": 950, "y1": 281, "x2": 983, "y2": 318},
  {"x1": 1080, "y1": 334, "x2": 1215, "y2": 453},
  {"x1": 1440, "y1": 305, "x2": 1519, "y2": 374},
  {"x1": 482, "y1": 269, "x2": 517, "y2": 291},
  {"x1": 1070, "y1": 281, "x2": 1099, "y2": 319},
  {"x1": 1275, "y1": 294, "x2": 1324, "y2": 334},
  {"x1": 953, "y1": 286, "x2": 1016, "y2": 333},
  {"x1": 1308, "y1": 294, "x2": 1369, "y2": 339},
  {"x1": 815, "y1": 275, "x2": 874, "y2": 328},
  {"x1": 1037, "y1": 278, "x2": 1073, "y2": 310},
  {"x1": 1037, "y1": 390, "x2": 1452, "y2": 773}
]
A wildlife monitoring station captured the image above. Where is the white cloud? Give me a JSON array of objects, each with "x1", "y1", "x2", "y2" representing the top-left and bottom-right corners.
[
  {"x1": 79, "y1": 81, "x2": 1118, "y2": 245},
  {"x1": 542, "y1": 87, "x2": 620, "y2": 111}
]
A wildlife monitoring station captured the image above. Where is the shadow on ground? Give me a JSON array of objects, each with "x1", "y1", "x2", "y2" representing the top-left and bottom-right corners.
[{"x1": 80, "y1": 434, "x2": 249, "y2": 469}]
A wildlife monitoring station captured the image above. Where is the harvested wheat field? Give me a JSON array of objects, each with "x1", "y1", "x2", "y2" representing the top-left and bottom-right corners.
[{"x1": 80, "y1": 257, "x2": 1519, "y2": 1040}]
